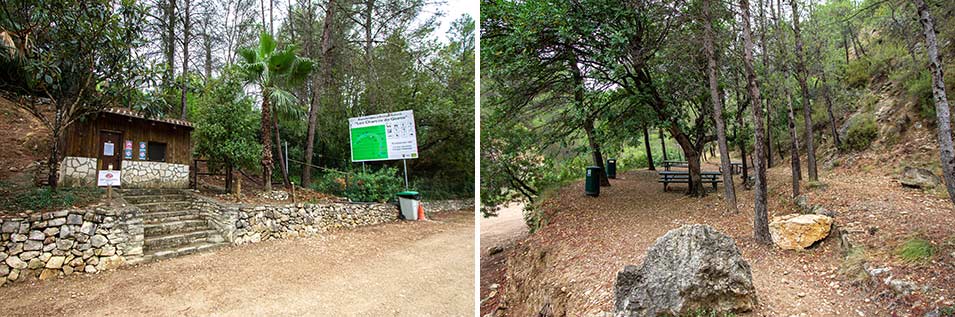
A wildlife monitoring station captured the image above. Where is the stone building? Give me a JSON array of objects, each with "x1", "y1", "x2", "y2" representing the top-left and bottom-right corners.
[{"x1": 58, "y1": 108, "x2": 193, "y2": 188}]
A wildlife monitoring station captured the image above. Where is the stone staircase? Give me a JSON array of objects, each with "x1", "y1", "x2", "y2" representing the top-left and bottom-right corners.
[{"x1": 120, "y1": 189, "x2": 226, "y2": 262}]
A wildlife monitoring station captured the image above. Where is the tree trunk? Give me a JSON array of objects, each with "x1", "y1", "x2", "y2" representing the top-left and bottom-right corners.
[
  {"x1": 273, "y1": 114, "x2": 290, "y2": 187},
  {"x1": 364, "y1": 0, "x2": 376, "y2": 111},
  {"x1": 785, "y1": 85, "x2": 802, "y2": 196},
  {"x1": 643, "y1": 125, "x2": 655, "y2": 170},
  {"x1": 180, "y1": 0, "x2": 191, "y2": 120},
  {"x1": 164, "y1": 0, "x2": 176, "y2": 88},
  {"x1": 204, "y1": 32, "x2": 212, "y2": 80},
  {"x1": 659, "y1": 128, "x2": 668, "y2": 161},
  {"x1": 583, "y1": 118, "x2": 610, "y2": 186},
  {"x1": 47, "y1": 124, "x2": 61, "y2": 189},
  {"x1": 914, "y1": 0, "x2": 955, "y2": 204},
  {"x1": 261, "y1": 87, "x2": 274, "y2": 192},
  {"x1": 303, "y1": 0, "x2": 337, "y2": 186},
  {"x1": 702, "y1": 0, "x2": 738, "y2": 212},
  {"x1": 740, "y1": 0, "x2": 772, "y2": 244},
  {"x1": 821, "y1": 71, "x2": 841, "y2": 148},
  {"x1": 791, "y1": 0, "x2": 818, "y2": 182},
  {"x1": 736, "y1": 88, "x2": 751, "y2": 189}
]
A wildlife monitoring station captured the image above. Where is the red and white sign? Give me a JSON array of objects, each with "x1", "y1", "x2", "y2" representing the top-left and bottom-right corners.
[{"x1": 97, "y1": 170, "x2": 121, "y2": 187}]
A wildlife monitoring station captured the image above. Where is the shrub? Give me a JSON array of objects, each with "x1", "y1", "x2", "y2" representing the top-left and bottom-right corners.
[
  {"x1": 845, "y1": 58, "x2": 871, "y2": 88},
  {"x1": 842, "y1": 114, "x2": 878, "y2": 152},
  {"x1": 897, "y1": 237, "x2": 934, "y2": 264},
  {"x1": 312, "y1": 167, "x2": 404, "y2": 203}
]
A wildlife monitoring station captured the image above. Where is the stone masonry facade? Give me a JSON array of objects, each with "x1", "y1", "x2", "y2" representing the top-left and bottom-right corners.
[
  {"x1": 57, "y1": 156, "x2": 189, "y2": 189},
  {"x1": 121, "y1": 161, "x2": 189, "y2": 188},
  {"x1": 0, "y1": 206, "x2": 144, "y2": 285},
  {"x1": 59, "y1": 156, "x2": 97, "y2": 187}
]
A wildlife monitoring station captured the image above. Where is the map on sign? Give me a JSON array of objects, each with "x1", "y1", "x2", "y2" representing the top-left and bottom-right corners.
[{"x1": 348, "y1": 110, "x2": 418, "y2": 162}]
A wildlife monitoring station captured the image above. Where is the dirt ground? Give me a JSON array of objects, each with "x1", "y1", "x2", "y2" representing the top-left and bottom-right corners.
[
  {"x1": 496, "y1": 162, "x2": 955, "y2": 316},
  {"x1": 0, "y1": 210, "x2": 474, "y2": 316},
  {"x1": 480, "y1": 202, "x2": 528, "y2": 316}
]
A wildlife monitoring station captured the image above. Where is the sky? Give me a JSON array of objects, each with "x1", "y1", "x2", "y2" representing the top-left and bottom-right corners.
[{"x1": 433, "y1": 1, "x2": 479, "y2": 42}]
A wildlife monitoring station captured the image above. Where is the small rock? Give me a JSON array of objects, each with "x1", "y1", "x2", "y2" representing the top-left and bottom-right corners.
[
  {"x1": 38, "y1": 268, "x2": 58, "y2": 280},
  {"x1": 27, "y1": 258, "x2": 44, "y2": 269},
  {"x1": 488, "y1": 246, "x2": 505, "y2": 255},
  {"x1": 84, "y1": 265, "x2": 97, "y2": 273},
  {"x1": 769, "y1": 214, "x2": 833, "y2": 250},
  {"x1": 46, "y1": 256, "x2": 65, "y2": 269},
  {"x1": 90, "y1": 235, "x2": 108, "y2": 248},
  {"x1": 27, "y1": 230, "x2": 44, "y2": 241},
  {"x1": 900, "y1": 166, "x2": 941, "y2": 189},
  {"x1": 5, "y1": 256, "x2": 26, "y2": 269}
]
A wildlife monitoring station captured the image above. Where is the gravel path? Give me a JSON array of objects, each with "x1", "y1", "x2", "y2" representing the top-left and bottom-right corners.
[
  {"x1": 0, "y1": 210, "x2": 474, "y2": 316},
  {"x1": 502, "y1": 166, "x2": 896, "y2": 316}
]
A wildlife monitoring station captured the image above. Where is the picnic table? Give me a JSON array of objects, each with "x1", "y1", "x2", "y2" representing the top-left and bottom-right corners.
[
  {"x1": 658, "y1": 170, "x2": 722, "y2": 191},
  {"x1": 720, "y1": 162, "x2": 744, "y2": 175},
  {"x1": 661, "y1": 160, "x2": 688, "y2": 171}
]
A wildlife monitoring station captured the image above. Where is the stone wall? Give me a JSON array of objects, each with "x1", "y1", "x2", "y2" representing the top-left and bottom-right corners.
[
  {"x1": 0, "y1": 206, "x2": 144, "y2": 285},
  {"x1": 59, "y1": 156, "x2": 97, "y2": 187},
  {"x1": 121, "y1": 161, "x2": 189, "y2": 189},
  {"x1": 425, "y1": 199, "x2": 474, "y2": 213},
  {"x1": 193, "y1": 197, "x2": 399, "y2": 245}
]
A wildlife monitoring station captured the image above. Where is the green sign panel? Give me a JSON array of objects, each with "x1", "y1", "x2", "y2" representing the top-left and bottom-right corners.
[{"x1": 350, "y1": 125, "x2": 389, "y2": 161}]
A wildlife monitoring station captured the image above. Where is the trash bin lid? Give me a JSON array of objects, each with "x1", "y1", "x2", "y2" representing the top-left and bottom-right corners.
[{"x1": 397, "y1": 191, "x2": 420, "y2": 199}]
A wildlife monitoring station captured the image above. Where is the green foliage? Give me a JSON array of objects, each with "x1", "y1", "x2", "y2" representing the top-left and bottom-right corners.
[
  {"x1": 840, "y1": 247, "x2": 870, "y2": 282},
  {"x1": 897, "y1": 237, "x2": 935, "y2": 264},
  {"x1": 192, "y1": 73, "x2": 262, "y2": 171},
  {"x1": 845, "y1": 59, "x2": 871, "y2": 89},
  {"x1": 842, "y1": 114, "x2": 878, "y2": 152},
  {"x1": 905, "y1": 71, "x2": 936, "y2": 120},
  {"x1": 0, "y1": 186, "x2": 103, "y2": 213},
  {"x1": 312, "y1": 167, "x2": 404, "y2": 203}
]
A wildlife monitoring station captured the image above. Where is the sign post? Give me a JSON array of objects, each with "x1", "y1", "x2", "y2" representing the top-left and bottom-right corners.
[
  {"x1": 98, "y1": 166, "x2": 121, "y2": 204},
  {"x1": 348, "y1": 110, "x2": 418, "y2": 189}
]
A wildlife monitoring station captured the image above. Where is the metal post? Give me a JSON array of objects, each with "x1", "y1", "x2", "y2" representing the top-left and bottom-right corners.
[
  {"x1": 403, "y1": 159, "x2": 409, "y2": 189},
  {"x1": 362, "y1": 162, "x2": 366, "y2": 174}
]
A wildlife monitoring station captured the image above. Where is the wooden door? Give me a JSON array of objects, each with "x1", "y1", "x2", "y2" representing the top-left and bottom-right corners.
[{"x1": 98, "y1": 131, "x2": 122, "y2": 171}]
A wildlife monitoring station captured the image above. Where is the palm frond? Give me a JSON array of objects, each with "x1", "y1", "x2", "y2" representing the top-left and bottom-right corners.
[{"x1": 258, "y1": 31, "x2": 276, "y2": 60}]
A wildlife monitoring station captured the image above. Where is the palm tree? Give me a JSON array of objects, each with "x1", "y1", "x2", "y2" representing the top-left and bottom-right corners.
[{"x1": 237, "y1": 32, "x2": 313, "y2": 191}]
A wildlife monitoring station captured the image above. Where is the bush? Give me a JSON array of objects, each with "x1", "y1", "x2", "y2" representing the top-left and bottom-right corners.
[
  {"x1": 842, "y1": 114, "x2": 878, "y2": 152},
  {"x1": 897, "y1": 237, "x2": 934, "y2": 264},
  {"x1": 845, "y1": 58, "x2": 871, "y2": 88},
  {"x1": 312, "y1": 167, "x2": 404, "y2": 203}
]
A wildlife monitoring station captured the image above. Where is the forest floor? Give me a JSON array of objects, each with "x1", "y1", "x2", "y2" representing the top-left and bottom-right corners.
[
  {"x1": 493, "y1": 161, "x2": 955, "y2": 316},
  {"x1": 0, "y1": 210, "x2": 475, "y2": 316}
]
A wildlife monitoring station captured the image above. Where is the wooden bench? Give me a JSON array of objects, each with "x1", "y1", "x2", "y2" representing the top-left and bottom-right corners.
[
  {"x1": 658, "y1": 171, "x2": 722, "y2": 191},
  {"x1": 719, "y1": 162, "x2": 744, "y2": 175}
]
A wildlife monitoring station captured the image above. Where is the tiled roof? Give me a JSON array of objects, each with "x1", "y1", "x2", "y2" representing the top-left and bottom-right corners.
[{"x1": 101, "y1": 108, "x2": 194, "y2": 128}]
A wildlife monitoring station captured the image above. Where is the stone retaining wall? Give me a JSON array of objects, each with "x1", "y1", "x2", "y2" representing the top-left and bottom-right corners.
[
  {"x1": 425, "y1": 199, "x2": 474, "y2": 213},
  {"x1": 0, "y1": 206, "x2": 143, "y2": 285},
  {"x1": 193, "y1": 197, "x2": 399, "y2": 245}
]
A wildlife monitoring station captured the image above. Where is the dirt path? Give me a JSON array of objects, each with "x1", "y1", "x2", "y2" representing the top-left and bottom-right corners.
[
  {"x1": 500, "y1": 165, "x2": 928, "y2": 316},
  {"x1": 480, "y1": 203, "x2": 528, "y2": 316},
  {"x1": 0, "y1": 210, "x2": 474, "y2": 316}
]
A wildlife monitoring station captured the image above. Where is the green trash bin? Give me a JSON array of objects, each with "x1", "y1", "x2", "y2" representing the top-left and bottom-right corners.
[
  {"x1": 606, "y1": 158, "x2": 617, "y2": 179},
  {"x1": 585, "y1": 166, "x2": 601, "y2": 197},
  {"x1": 396, "y1": 191, "x2": 421, "y2": 220}
]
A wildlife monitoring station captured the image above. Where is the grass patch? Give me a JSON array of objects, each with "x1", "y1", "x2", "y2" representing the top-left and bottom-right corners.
[
  {"x1": 686, "y1": 309, "x2": 737, "y2": 317},
  {"x1": 807, "y1": 181, "x2": 828, "y2": 190},
  {"x1": 0, "y1": 185, "x2": 104, "y2": 213},
  {"x1": 841, "y1": 113, "x2": 879, "y2": 152},
  {"x1": 840, "y1": 247, "x2": 870, "y2": 282},
  {"x1": 896, "y1": 237, "x2": 935, "y2": 264}
]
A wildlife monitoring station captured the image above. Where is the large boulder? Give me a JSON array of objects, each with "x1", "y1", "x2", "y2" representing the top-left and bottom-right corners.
[
  {"x1": 899, "y1": 166, "x2": 941, "y2": 189},
  {"x1": 769, "y1": 214, "x2": 833, "y2": 250},
  {"x1": 614, "y1": 224, "x2": 757, "y2": 317}
]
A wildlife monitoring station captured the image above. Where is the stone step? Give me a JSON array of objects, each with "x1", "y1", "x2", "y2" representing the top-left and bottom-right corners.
[
  {"x1": 123, "y1": 194, "x2": 193, "y2": 204},
  {"x1": 145, "y1": 229, "x2": 221, "y2": 250},
  {"x1": 144, "y1": 219, "x2": 209, "y2": 236},
  {"x1": 133, "y1": 201, "x2": 193, "y2": 212},
  {"x1": 142, "y1": 241, "x2": 226, "y2": 262},
  {"x1": 142, "y1": 210, "x2": 202, "y2": 224}
]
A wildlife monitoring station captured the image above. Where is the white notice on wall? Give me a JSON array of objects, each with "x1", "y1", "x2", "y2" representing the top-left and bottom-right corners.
[{"x1": 103, "y1": 142, "x2": 115, "y2": 156}]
